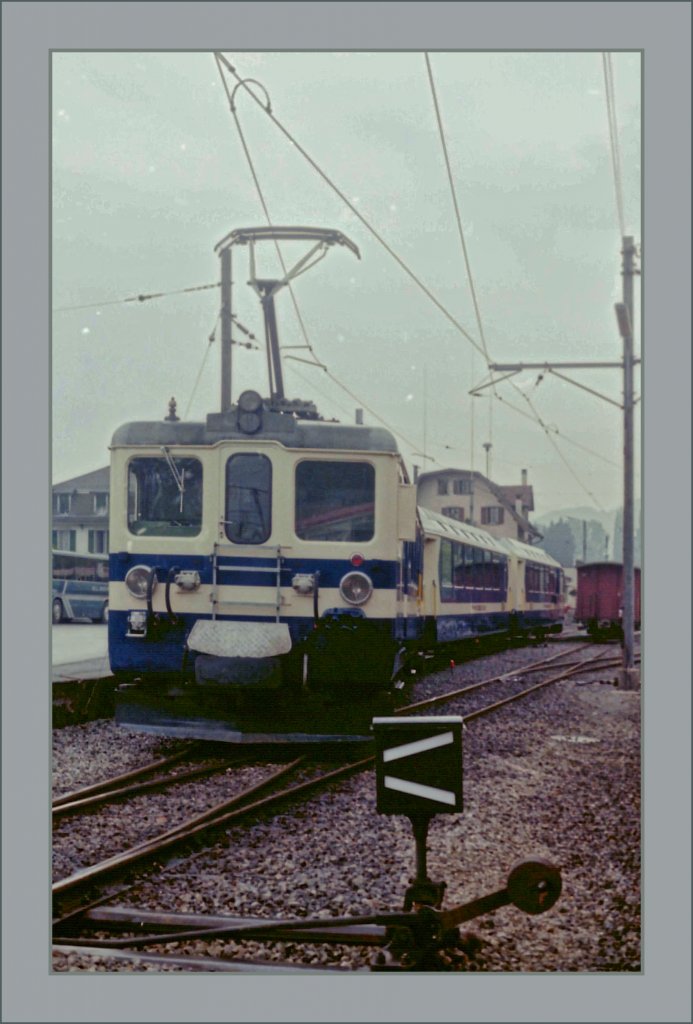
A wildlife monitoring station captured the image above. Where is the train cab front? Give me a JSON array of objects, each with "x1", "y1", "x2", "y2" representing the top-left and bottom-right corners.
[{"x1": 108, "y1": 401, "x2": 413, "y2": 743}]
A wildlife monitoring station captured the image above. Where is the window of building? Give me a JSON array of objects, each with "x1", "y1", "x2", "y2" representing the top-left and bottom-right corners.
[
  {"x1": 481, "y1": 506, "x2": 504, "y2": 526},
  {"x1": 128, "y1": 456, "x2": 202, "y2": 536},
  {"x1": 88, "y1": 529, "x2": 109, "y2": 554},
  {"x1": 93, "y1": 493, "x2": 109, "y2": 515},
  {"x1": 53, "y1": 493, "x2": 71, "y2": 515},
  {"x1": 295, "y1": 461, "x2": 375, "y2": 542},
  {"x1": 52, "y1": 529, "x2": 76, "y2": 551},
  {"x1": 442, "y1": 506, "x2": 465, "y2": 522},
  {"x1": 225, "y1": 453, "x2": 272, "y2": 544},
  {"x1": 437, "y1": 479, "x2": 449, "y2": 495},
  {"x1": 453, "y1": 479, "x2": 471, "y2": 495}
]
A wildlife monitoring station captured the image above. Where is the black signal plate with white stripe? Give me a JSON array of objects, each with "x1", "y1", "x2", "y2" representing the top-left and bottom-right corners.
[{"x1": 372, "y1": 717, "x2": 463, "y2": 815}]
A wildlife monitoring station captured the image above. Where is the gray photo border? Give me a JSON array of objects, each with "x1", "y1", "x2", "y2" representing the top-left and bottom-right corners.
[{"x1": 2, "y1": 2, "x2": 690, "y2": 1022}]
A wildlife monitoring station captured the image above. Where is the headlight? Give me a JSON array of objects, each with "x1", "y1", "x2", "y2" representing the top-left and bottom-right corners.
[
  {"x1": 238, "y1": 389, "x2": 263, "y2": 413},
  {"x1": 339, "y1": 571, "x2": 373, "y2": 606},
  {"x1": 125, "y1": 565, "x2": 157, "y2": 599},
  {"x1": 237, "y1": 390, "x2": 263, "y2": 433}
]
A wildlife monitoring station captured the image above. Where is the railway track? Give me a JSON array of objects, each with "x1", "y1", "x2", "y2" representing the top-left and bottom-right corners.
[
  {"x1": 51, "y1": 745, "x2": 251, "y2": 818},
  {"x1": 401, "y1": 643, "x2": 638, "y2": 720},
  {"x1": 53, "y1": 642, "x2": 628, "y2": 952},
  {"x1": 52, "y1": 754, "x2": 370, "y2": 924}
]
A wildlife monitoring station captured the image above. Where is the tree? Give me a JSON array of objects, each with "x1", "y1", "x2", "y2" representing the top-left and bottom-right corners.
[
  {"x1": 587, "y1": 520, "x2": 608, "y2": 561},
  {"x1": 538, "y1": 519, "x2": 575, "y2": 567}
]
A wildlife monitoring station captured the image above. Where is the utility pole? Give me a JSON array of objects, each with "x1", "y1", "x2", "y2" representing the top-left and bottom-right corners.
[
  {"x1": 617, "y1": 235, "x2": 637, "y2": 689},
  {"x1": 219, "y1": 246, "x2": 233, "y2": 413},
  {"x1": 474, "y1": 239, "x2": 640, "y2": 689},
  {"x1": 483, "y1": 442, "x2": 492, "y2": 479},
  {"x1": 423, "y1": 366, "x2": 428, "y2": 469}
]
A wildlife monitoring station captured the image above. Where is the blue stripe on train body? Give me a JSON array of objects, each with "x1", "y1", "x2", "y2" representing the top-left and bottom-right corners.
[
  {"x1": 108, "y1": 610, "x2": 402, "y2": 676},
  {"x1": 109, "y1": 551, "x2": 399, "y2": 589},
  {"x1": 436, "y1": 612, "x2": 511, "y2": 642}
]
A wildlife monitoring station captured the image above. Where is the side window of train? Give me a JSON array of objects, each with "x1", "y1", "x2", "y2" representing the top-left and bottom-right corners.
[
  {"x1": 439, "y1": 538, "x2": 454, "y2": 600},
  {"x1": 295, "y1": 461, "x2": 375, "y2": 542},
  {"x1": 127, "y1": 457, "x2": 202, "y2": 536},
  {"x1": 225, "y1": 453, "x2": 272, "y2": 545}
]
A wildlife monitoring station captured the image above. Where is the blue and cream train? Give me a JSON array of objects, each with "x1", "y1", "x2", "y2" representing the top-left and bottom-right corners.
[
  {"x1": 109, "y1": 394, "x2": 563, "y2": 741},
  {"x1": 109, "y1": 224, "x2": 563, "y2": 742}
]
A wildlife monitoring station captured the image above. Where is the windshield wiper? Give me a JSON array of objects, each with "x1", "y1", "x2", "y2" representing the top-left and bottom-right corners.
[{"x1": 160, "y1": 447, "x2": 185, "y2": 512}]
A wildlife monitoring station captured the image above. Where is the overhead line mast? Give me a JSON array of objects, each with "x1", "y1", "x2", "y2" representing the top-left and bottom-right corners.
[{"x1": 474, "y1": 239, "x2": 640, "y2": 688}]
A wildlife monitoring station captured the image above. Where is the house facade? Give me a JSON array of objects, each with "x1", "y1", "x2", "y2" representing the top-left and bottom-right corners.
[
  {"x1": 416, "y1": 467, "x2": 541, "y2": 544},
  {"x1": 52, "y1": 466, "x2": 110, "y2": 555}
]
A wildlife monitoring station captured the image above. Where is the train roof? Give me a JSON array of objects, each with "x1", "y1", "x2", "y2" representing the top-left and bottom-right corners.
[
  {"x1": 418, "y1": 506, "x2": 509, "y2": 554},
  {"x1": 577, "y1": 561, "x2": 641, "y2": 572},
  {"x1": 497, "y1": 536, "x2": 563, "y2": 568},
  {"x1": 111, "y1": 413, "x2": 399, "y2": 454}
]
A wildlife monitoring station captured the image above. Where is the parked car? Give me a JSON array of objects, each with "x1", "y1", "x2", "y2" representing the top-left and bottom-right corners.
[{"x1": 52, "y1": 578, "x2": 109, "y2": 624}]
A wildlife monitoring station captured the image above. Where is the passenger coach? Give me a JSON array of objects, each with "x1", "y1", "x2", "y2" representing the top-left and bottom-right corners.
[{"x1": 417, "y1": 507, "x2": 512, "y2": 642}]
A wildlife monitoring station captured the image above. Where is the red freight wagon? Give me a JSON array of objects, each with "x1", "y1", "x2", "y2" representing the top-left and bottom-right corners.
[{"x1": 576, "y1": 562, "x2": 641, "y2": 637}]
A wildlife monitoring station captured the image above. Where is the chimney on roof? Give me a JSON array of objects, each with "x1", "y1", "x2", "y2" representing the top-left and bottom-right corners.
[{"x1": 521, "y1": 468, "x2": 528, "y2": 486}]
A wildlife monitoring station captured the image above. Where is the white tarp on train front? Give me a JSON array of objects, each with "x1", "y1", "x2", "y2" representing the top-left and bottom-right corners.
[{"x1": 187, "y1": 621, "x2": 292, "y2": 659}]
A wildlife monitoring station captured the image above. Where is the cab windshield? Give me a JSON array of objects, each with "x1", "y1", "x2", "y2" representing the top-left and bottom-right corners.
[
  {"x1": 128, "y1": 456, "x2": 202, "y2": 536},
  {"x1": 295, "y1": 460, "x2": 375, "y2": 541}
]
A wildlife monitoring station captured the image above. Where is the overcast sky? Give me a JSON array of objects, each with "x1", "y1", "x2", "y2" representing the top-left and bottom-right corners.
[{"x1": 52, "y1": 50, "x2": 641, "y2": 516}]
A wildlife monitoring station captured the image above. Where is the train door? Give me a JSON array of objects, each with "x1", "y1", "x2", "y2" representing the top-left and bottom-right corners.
[
  {"x1": 509, "y1": 557, "x2": 525, "y2": 630},
  {"x1": 209, "y1": 447, "x2": 286, "y2": 624}
]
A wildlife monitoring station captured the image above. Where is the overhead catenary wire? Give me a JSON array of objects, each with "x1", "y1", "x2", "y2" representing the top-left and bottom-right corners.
[
  {"x1": 424, "y1": 53, "x2": 494, "y2": 376},
  {"x1": 53, "y1": 281, "x2": 220, "y2": 313},
  {"x1": 184, "y1": 327, "x2": 217, "y2": 420},
  {"x1": 288, "y1": 358, "x2": 435, "y2": 458},
  {"x1": 183, "y1": 313, "x2": 261, "y2": 420},
  {"x1": 216, "y1": 50, "x2": 628, "y2": 498},
  {"x1": 505, "y1": 381, "x2": 606, "y2": 510},
  {"x1": 425, "y1": 50, "x2": 495, "y2": 486},
  {"x1": 602, "y1": 52, "x2": 627, "y2": 239},
  {"x1": 57, "y1": 53, "x2": 626, "y2": 502},
  {"x1": 213, "y1": 54, "x2": 325, "y2": 373},
  {"x1": 213, "y1": 53, "x2": 438, "y2": 463},
  {"x1": 424, "y1": 51, "x2": 612, "y2": 500},
  {"x1": 214, "y1": 51, "x2": 488, "y2": 361},
  {"x1": 492, "y1": 392, "x2": 619, "y2": 467},
  {"x1": 221, "y1": 50, "x2": 595, "y2": 483}
]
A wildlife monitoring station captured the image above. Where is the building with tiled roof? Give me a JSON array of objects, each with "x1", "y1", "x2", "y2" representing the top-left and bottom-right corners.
[
  {"x1": 52, "y1": 466, "x2": 110, "y2": 555},
  {"x1": 415, "y1": 467, "x2": 541, "y2": 544}
]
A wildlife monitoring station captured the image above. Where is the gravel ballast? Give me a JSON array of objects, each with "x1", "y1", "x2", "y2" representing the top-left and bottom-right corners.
[{"x1": 52, "y1": 641, "x2": 640, "y2": 973}]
